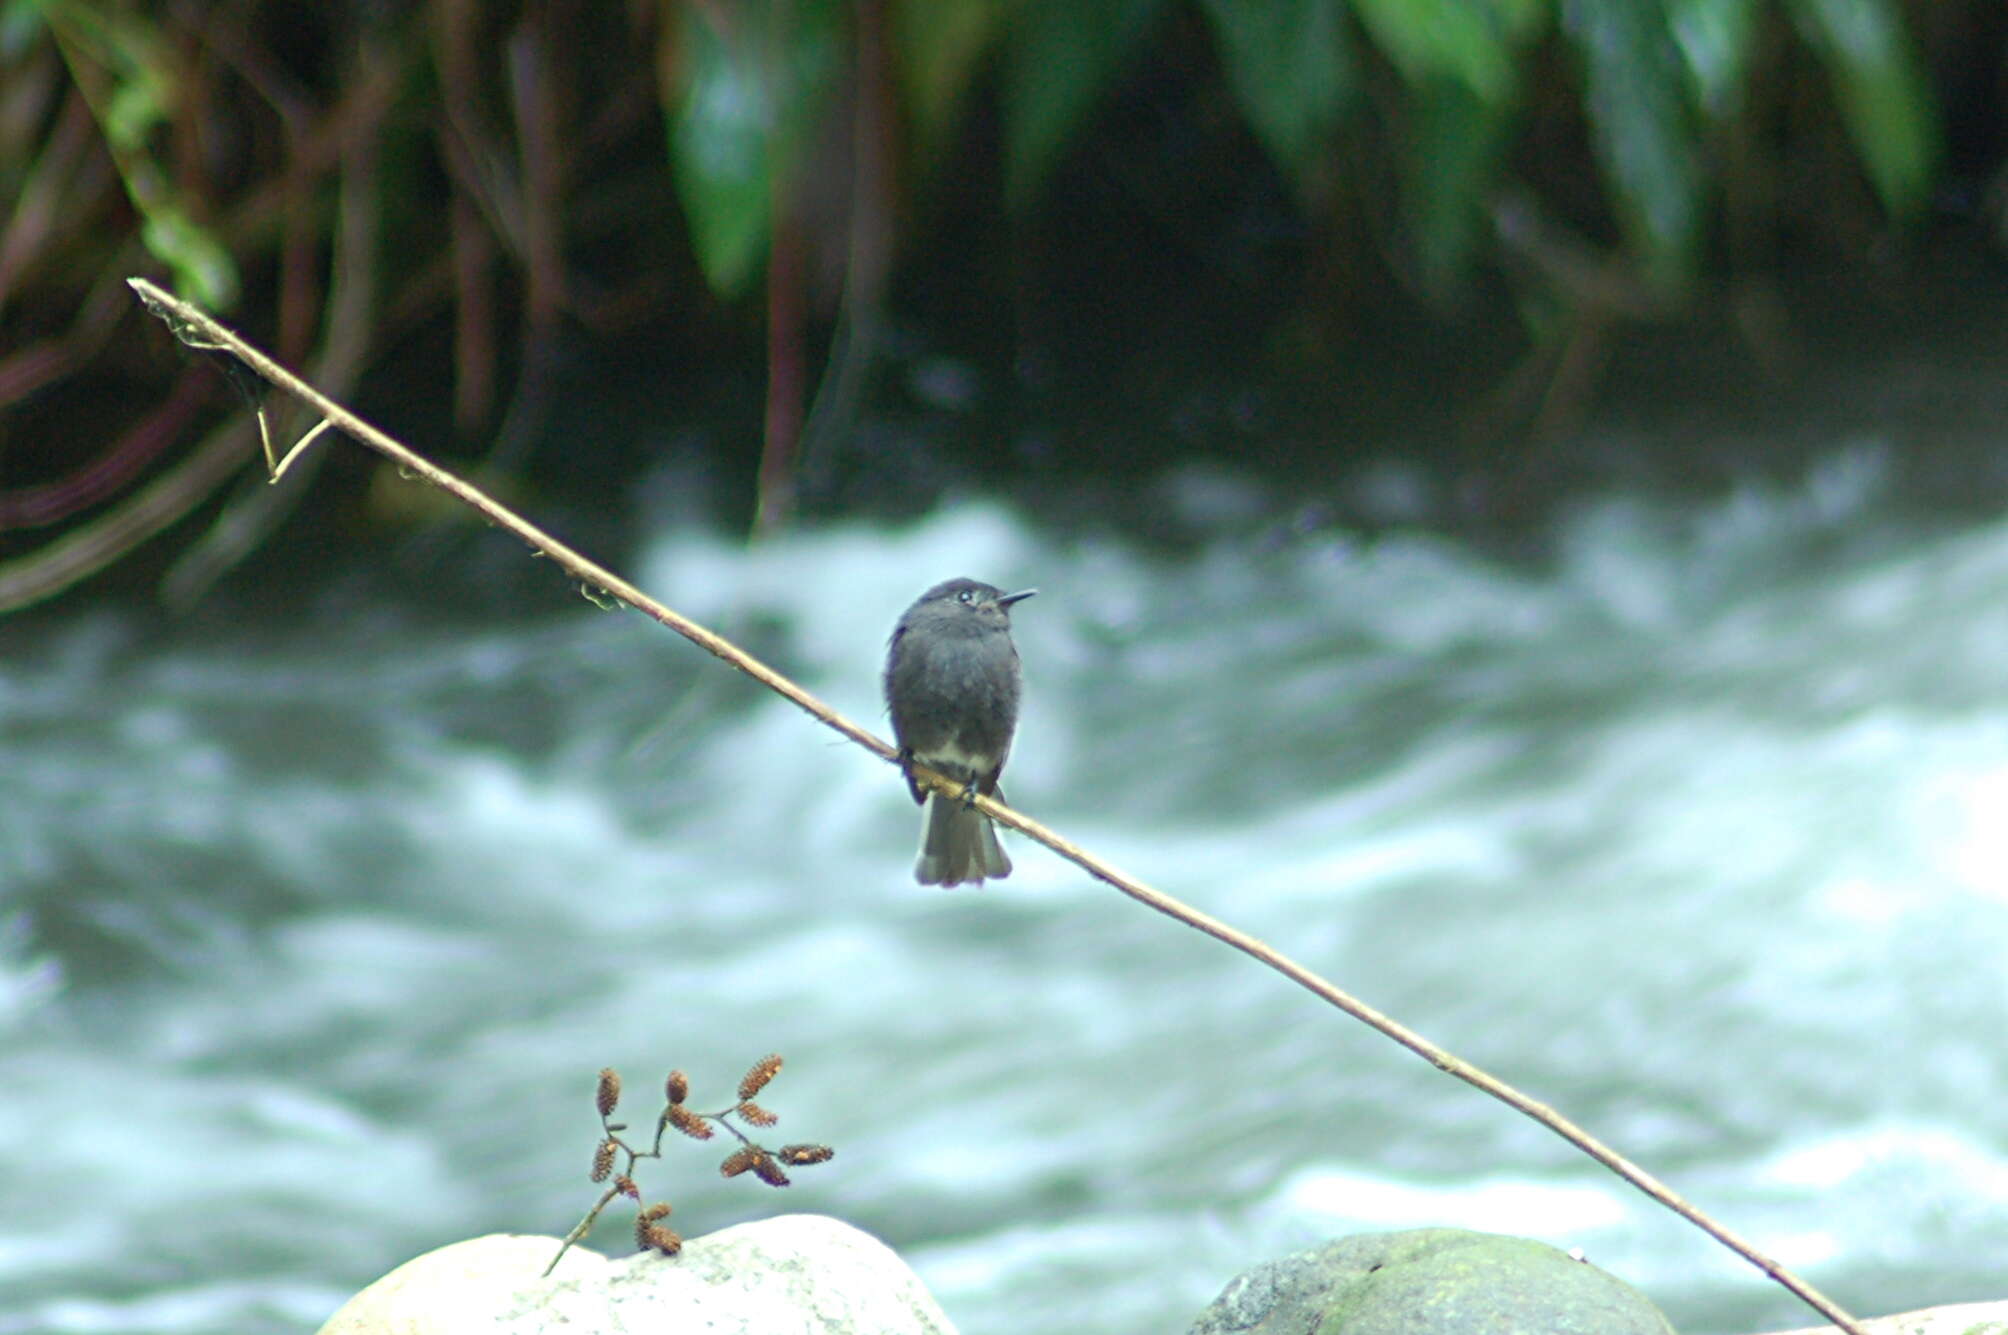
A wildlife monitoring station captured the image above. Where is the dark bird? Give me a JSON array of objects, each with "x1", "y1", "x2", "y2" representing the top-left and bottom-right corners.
[{"x1": 883, "y1": 578, "x2": 1036, "y2": 886}]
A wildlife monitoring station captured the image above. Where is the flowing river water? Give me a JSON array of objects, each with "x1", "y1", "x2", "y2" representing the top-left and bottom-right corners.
[{"x1": 2, "y1": 445, "x2": 2006, "y2": 1334}]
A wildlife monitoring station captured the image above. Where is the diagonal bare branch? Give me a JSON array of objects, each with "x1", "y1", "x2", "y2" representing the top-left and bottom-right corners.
[{"x1": 126, "y1": 276, "x2": 1871, "y2": 1335}]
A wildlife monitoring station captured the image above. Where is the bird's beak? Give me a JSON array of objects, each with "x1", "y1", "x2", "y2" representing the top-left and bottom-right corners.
[{"x1": 996, "y1": 589, "x2": 1038, "y2": 608}]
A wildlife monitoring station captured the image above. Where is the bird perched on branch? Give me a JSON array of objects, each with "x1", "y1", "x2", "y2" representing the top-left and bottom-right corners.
[{"x1": 883, "y1": 578, "x2": 1035, "y2": 886}]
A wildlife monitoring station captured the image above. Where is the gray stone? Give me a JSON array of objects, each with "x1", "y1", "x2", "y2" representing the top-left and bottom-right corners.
[
  {"x1": 1754, "y1": 1300, "x2": 2008, "y2": 1335},
  {"x1": 1190, "y1": 1227, "x2": 1675, "y2": 1335},
  {"x1": 317, "y1": 1213, "x2": 958, "y2": 1335}
]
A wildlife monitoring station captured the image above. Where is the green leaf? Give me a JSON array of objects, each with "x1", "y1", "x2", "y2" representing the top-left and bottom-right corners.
[
  {"x1": 1, "y1": 0, "x2": 49, "y2": 60},
  {"x1": 1785, "y1": 0, "x2": 1938, "y2": 219},
  {"x1": 1001, "y1": 0, "x2": 1164, "y2": 208},
  {"x1": 1405, "y1": 78, "x2": 1515, "y2": 295},
  {"x1": 890, "y1": 0, "x2": 1000, "y2": 165},
  {"x1": 1666, "y1": 0, "x2": 1757, "y2": 119},
  {"x1": 41, "y1": 1, "x2": 241, "y2": 309},
  {"x1": 103, "y1": 60, "x2": 171, "y2": 150},
  {"x1": 1199, "y1": 0, "x2": 1353, "y2": 196},
  {"x1": 662, "y1": 0, "x2": 844, "y2": 299},
  {"x1": 1562, "y1": 0, "x2": 1704, "y2": 287},
  {"x1": 1349, "y1": 0, "x2": 1544, "y2": 104},
  {"x1": 139, "y1": 207, "x2": 238, "y2": 312}
]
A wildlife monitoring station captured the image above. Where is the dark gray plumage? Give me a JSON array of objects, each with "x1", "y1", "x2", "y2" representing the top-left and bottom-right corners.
[{"x1": 883, "y1": 577, "x2": 1035, "y2": 886}]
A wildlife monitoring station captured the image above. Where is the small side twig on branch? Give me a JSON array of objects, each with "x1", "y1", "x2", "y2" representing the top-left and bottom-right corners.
[{"x1": 123, "y1": 277, "x2": 1871, "y2": 1335}]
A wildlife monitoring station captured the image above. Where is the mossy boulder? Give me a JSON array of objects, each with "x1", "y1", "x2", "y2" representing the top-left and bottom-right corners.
[{"x1": 1190, "y1": 1227, "x2": 1675, "y2": 1335}]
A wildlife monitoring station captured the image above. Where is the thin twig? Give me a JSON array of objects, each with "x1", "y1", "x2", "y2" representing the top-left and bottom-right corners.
[
  {"x1": 270, "y1": 417, "x2": 336, "y2": 481},
  {"x1": 124, "y1": 277, "x2": 1871, "y2": 1335},
  {"x1": 545, "y1": 1183, "x2": 620, "y2": 1275}
]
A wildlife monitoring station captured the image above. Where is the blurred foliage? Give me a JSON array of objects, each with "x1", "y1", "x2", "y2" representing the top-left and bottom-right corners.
[
  {"x1": 0, "y1": 0, "x2": 1980, "y2": 606},
  {"x1": 1565, "y1": 0, "x2": 1709, "y2": 289},
  {"x1": 890, "y1": 0, "x2": 999, "y2": 165},
  {"x1": 2, "y1": 0, "x2": 1950, "y2": 314},
  {"x1": 664, "y1": 0, "x2": 844, "y2": 297},
  {"x1": 1354, "y1": 0, "x2": 1544, "y2": 103},
  {"x1": 1786, "y1": 0, "x2": 1939, "y2": 217},
  {"x1": 999, "y1": 0, "x2": 1164, "y2": 206},
  {"x1": 1196, "y1": 0, "x2": 1353, "y2": 199},
  {"x1": 39, "y1": 1, "x2": 241, "y2": 308}
]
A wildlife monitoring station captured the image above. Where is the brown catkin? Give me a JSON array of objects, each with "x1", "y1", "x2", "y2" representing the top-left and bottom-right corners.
[
  {"x1": 665, "y1": 1104, "x2": 714, "y2": 1141},
  {"x1": 640, "y1": 1202, "x2": 672, "y2": 1222},
  {"x1": 644, "y1": 1224, "x2": 683, "y2": 1255},
  {"x1": 665, "y1": 1070, "x2": 689, "y2": 1105},
  {"x1": 750, "y1": 1151, "x2": 791, "y2": 1187},
  {"x1": 613, "y1": 1174, "x2": 640, "y2": 1200},
  {"x1": 737, "y1": 1054, "x2": 782, "y2": 1101},
  {"x1": 590, "y1": 1138, "x2": 617, "y2": 1182},
  {"x1": 595, "y1": 1068, "x2": 622, "y2": 1118},
  {"x1": 736, "y1": 1100, "x2": 778, "y2": 1127},
  {"x1": 718, "y1": 1148, "x2": 757, "y2": 1178},
  {"x1": 778, "y1": 1143, "x2": 834, "y2": 1165}
]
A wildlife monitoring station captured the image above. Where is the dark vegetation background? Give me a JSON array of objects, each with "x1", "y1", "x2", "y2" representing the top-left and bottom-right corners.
[{"x1": 2, "y1": 0, "x2": 2005, "y2": 614}]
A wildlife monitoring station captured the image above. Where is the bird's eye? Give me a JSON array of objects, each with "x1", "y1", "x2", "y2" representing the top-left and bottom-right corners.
[{"x1": 957, "y1": 589, "x2": 974, "y2": 603}]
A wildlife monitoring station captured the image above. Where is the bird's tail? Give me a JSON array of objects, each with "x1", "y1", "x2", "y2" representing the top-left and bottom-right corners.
[{"x1": 914, "y1": 792, "x2": 1011, "y2": 887}]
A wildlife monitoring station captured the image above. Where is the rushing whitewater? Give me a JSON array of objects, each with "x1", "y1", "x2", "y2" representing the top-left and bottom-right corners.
[{"x1": 2, "y1": 451, "x2": 2005, "y2": 1335}]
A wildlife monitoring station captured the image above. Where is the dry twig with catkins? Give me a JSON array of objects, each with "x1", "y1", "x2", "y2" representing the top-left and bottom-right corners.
[{"x1": 543, "y1": 1055, "x2": 834, "y2": 1276}]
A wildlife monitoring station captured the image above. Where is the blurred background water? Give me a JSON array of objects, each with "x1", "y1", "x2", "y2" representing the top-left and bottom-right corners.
[{"x1": 3, "y1": 437, "x2": 2006, "y2": 1335}]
